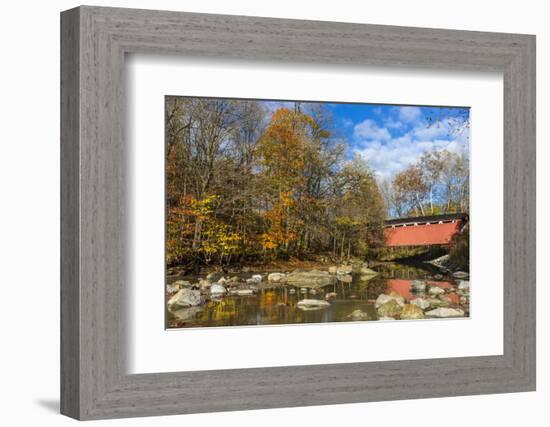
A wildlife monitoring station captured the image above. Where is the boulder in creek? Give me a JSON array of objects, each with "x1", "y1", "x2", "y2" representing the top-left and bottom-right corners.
[
  {"x1": 289, "y1": 288, "x2": 296, "y2": 294},
  {"x1": 168, "y1": 288, "x2": 203, "y2": 308},
  {"x1": 458, "y1": 280, "x2": 470, "y2": 290},
  {"x1": 166, "y1": 284, "x2": 179, "y2": 295},
  {"x1": 377, "y1": 299, "x2": 403, "y2": 317},
  {"x1": 400, "y1": 304, "x2": 425, "y2": 320},
  {"x1": 347, "y1": 309, "x2": 371, "y2": 321},
  {"x1": 267, "y1": 272, "x2": 286, "y2": 283},
  {"x1": 296, "y1": 299, "x2": 331, "y2": 310},
  {"x1": 428, "y1": 286, "x2": 445, "y2": 295},
  {"x1": 210, "y1": 284, "x2": 227, "y2": 295},
  {"x1": 328, "y1": 266, "x2": 338, "y2": 275},
  {"x1": 410, "y1": 298, "x2": 430, "y2": 310},
  {"x1": 453, "y1": 271, "x2": 469, "y2": 279},
  {"x1": 251, "y1": 274, "x2": 263, "y2": 283},
  {"x1": 286, "y1": 269, "x2": 337, "y2": 287},
  {"x1": 336, "y1": 265, "x2": 353, "y2": 275},
  {"x1": 375, "y1": 292, "x2": 405, "y2": 309},
  {"x1": 425, "y1": 307, "x2": 465, "y2": 318},
  {"x1": 411, "y1": 280, "x2": 427, "y2": 292}
]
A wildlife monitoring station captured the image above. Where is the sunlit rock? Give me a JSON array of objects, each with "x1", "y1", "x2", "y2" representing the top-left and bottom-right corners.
[
  {"x1": 268, "y1": 272, "x2": 286, "y2": 282},
  {"x1": 210, "y1": 284, "x2": 227, "y2": 295},
  {"x1": 377, "y1": 299, "x2": 403, "y2": 317},
  {"x1": 411, "y1": 280, "x2": 427, "y2": 292},
  {"x1": 375, "y1": 292, "x2": 405, "y2": 309},
  {"x1": 428, "y1": 286, "x2": 445, "y2": 295},
  {"x1": 400, "y1": 304, "x2": 425, "y2": 320},
  {"x1": 410, "y1": 297, "x2": 430, "y2": 310},
  {"x1": 286, "y1": 269, "x2": 336, "y2": 287}
]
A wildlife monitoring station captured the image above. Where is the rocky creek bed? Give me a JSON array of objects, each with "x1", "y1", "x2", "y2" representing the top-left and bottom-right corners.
[{"x1": 166, "y1": 260, "x2": 470, "y2": 328}]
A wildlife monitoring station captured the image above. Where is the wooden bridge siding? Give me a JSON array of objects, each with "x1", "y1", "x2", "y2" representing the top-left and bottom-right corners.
[{"x1": 383, "y1": 221, "x2": 463, "y2": 247}]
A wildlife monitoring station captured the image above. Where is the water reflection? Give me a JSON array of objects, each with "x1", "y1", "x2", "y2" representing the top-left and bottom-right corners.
[{"x1": 167, "y1": 262, "x2": 469, "y2": 328}]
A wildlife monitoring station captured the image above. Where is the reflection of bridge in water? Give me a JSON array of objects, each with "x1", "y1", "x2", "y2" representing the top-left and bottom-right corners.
[{"x1": 383, "y1": 213, "x2": 468, "y2": 247}]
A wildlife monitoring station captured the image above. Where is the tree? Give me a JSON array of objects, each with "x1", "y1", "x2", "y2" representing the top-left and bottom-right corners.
[{"x1": 392, "y1": 164, "x2": 428, "y2": 216}]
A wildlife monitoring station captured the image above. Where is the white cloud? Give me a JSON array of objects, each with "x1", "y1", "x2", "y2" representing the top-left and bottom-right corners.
[
  {"x1": 353, "y1": 119, "x2": 391, "y2": 143},
  {"x1": 341, "y1": 117, "x2": 353, "y2": 128},
  {"x1": 353, "y1": 116, "x2": 469, "y2": 180},
  {"x1": 397, "y1": 106, "x2": 422, "y2": 122}
]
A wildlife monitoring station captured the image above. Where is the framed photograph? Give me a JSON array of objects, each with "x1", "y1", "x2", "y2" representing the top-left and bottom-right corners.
[{"x1": 61, "y1": 6, "x2": 536, "y2": 420}]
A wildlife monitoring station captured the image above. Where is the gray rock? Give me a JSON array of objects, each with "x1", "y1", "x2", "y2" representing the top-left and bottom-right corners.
[
  {"x1": 168, "y1": 289, "x2": 202, "y2": 308},
  {"x1": 375, "y1": 293, "x2": 405, "y2": 308},
  {"x1": 289, "y1": 288, "x2": 296, "y2": 294},
  {"x1": 411, "y1": 280, "x2": 427, "y2": 292},
  {"x1": 410, "y1": 298, "x2": 430, "y2": 310},
  {"x1": 286, "y1": 269, "x2": 336, "y2": 287},
  {"x1": 428, "y1": 286, "x2": 445, "y2": 295},
  {"x1": 251, "y1": 274, "x2": 263, "y2": 283},
  {"x1": 166, "y1": 284, "x2": 179, "y2": 295},
  {"x1": 210, "y1": 284, "x2": 227, "y2": 295},
  {"x1": 267, "y1": 272, "x2": 286, "y2": 282},
  {"x1": 453, "y1": 271, "x2": 469, "y2": 279},
  {"x1": 296, "y1": 299, "x2": 330, "y2": 310},
  {"x1": 425, "y1": 307, "x2": 465, "y2": 318}
]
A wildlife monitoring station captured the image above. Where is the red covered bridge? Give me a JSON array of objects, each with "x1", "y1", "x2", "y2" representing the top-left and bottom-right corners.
[{"x1": 383, "y1": 213, "x2": 468, "y2": 247}]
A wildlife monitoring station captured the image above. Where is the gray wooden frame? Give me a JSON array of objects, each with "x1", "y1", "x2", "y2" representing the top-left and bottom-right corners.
[{"x1": 60, "y1": 5, "x2": 536, "y2": 420}]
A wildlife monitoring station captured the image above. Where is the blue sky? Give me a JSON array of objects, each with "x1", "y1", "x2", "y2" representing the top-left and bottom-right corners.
[{"x1": 263, "y1": 101, "x2": 470, "y2": 181}]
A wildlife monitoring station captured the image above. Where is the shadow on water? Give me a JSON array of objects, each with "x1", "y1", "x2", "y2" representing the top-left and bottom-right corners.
[{"x1": 167, "y1": 262, "x2": 468, "y2": 328}]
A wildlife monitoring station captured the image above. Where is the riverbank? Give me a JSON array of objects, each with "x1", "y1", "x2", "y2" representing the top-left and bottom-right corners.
[{"x1": 166, "y1": 258, "x2": 470, "y2": 329}]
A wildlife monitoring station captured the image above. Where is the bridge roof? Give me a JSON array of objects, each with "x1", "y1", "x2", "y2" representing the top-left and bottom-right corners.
[{"x1": 384, "y1": 212, "x2": 468, "y2": 227}]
